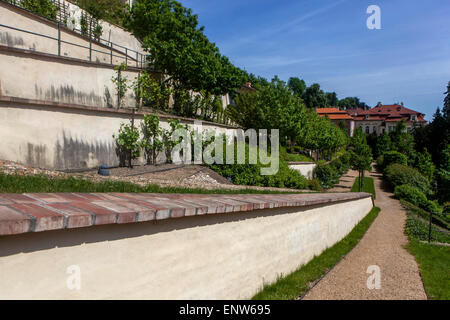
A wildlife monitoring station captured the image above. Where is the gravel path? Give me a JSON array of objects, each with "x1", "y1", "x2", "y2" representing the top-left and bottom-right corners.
[{"x1": 303, "y1": 170, "x2": 427, "y2": 300}]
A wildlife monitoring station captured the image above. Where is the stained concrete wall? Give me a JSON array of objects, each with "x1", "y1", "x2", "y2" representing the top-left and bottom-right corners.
[
  {"x1": 289, "y1": 163, "x2": 317, "y2": 180},
  {"x1": 0, "y1": 99, "x2": 234, "y2": 170},
  {"x1": 0, "y1": 197, "x2": 373, "y2": 299}
]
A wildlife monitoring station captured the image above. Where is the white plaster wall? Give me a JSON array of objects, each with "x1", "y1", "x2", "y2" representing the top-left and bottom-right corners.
[
  {"x1": 0, "y1": 103, "x2": 232, "y2": 169},
  {"x1": 289, "y1": 163, "x2": 317, "y2": 180},
  {"x1": 0, "y1": 197, "x2": 373, "y2": 300},
  {"x1": 0, "y1": 53, "x2": 138, "y2": 108}
]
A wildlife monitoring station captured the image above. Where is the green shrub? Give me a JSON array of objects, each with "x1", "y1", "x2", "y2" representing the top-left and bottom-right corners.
[
  {"x1": 314, "y1": 162, "x2": 339, "y2": 189},
  {"x1": 308, "y1": 179, "x2": 322, "y2": 191},
  {"x1": 424, "y1": 200, "x2": 442, "y2": 214},
  {"x1": 376, "y1": 155, "x2": 384, "y2": 168},
  {"x1": 382, "y1": 151, "x2": 408, "y2": 169},
  {"x1": 394, "y1": 185, "x2": 428, "y2": 207},
  {"x1": 210, "y1": 144, "x2": 310, "y2": 190},
  {"x1": 385, "y1": 164, "x2": 431, "y2": 194},
  {"x1": 340, "y1": 151, "x2": 351, "y2": 167}
]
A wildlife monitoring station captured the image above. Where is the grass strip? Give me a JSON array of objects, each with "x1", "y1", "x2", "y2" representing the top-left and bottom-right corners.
[
  {"x1": 351, "y1": 177, "x2": 376, "y2": 199},
  {"x1": 0, "y1": 173, "x2": 301, "y2": 195},
  {"x1": 406, "y1": 240, "x2": 450, "y2": 300},
  {"x1": 252, "y1": 206, "x2": 380, "y2": 300}
]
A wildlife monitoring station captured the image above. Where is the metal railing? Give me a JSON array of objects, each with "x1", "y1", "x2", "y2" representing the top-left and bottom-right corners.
[
  {"x1": 0, "y1": 22, "x2": 148, "y2": 69},
  {"x1": 1, "y1": 0, "x2": 149, "y2": 69}
]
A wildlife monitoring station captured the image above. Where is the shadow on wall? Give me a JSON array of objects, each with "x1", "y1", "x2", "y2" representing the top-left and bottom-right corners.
[
  {"x1": 43, "y1": 85, "x2": 104, "y2": 107},
  {"x1": 54, "y1": 131, "x2": 118, "y2": 170},
  {"x1": 0, "y1": 204, "x2": 329, "y2": 257}
]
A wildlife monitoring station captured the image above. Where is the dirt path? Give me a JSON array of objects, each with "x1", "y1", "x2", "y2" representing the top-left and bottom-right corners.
[{"x1": 303, "y1": 170, "x2": 427, "y2": 300}]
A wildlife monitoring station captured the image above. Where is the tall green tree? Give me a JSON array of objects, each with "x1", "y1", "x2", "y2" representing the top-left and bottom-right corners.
[
  {"x1": 288, "y1": 77, "x2": 306, "y2": 98},
  {"x1": 349, "y1": 127, "x2": 373, "y2": 191},
  {"x1": 304, "y1": 83, "x2": 326, "y2": 109},
  {"x1": 125, "y1": 0, "x2": 244, "y2": 96}
]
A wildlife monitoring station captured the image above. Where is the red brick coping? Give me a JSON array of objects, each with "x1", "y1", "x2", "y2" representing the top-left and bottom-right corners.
[{"x1": 0, "y1": 193, "x2": 372, "y2": 236}]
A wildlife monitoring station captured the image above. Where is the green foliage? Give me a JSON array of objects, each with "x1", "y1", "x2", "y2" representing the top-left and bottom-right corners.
[
  {"x1": 0, "y1": 173, "x2": 301, "y2": 195},
  {"x1": 19, "y1": 0, "x2": 58, "y2": 20},
  {"x1": 135, "y1": 71, "x2": 171, "y2": 112},
  {"x1": 338, "y1": 97, "x2": 369, "y2": 110},
  {"x1": 413, "y1": 148, "x2": 435, "y2": 182},
  {"x1": 394, "y1": 185, "x2": 428, "y2": 208},
  {"x1": 349, "y1": 128, "x2": 372, "y2": 189},
  {"x1": 303, "y1": 83, "x2": 326, "y2": 109},
  {"x1": 252, "y1": 207, "x2": 380, "y2": 300},
  {"x1": 161, "y1": 119, "x2": 186, "y2": 164},
  {"x1": 382, "y1": 151, "x2": 408, "y2": 169},
  {"x1": 437, "y1": 145, "x2": 450, "y2": 203},
  {"x1": 80, "y1": 14, "x2": 88, "y2": 36},
  {"x1": 111, "y1": 63, "x2": 130, "y2": 108},
  {"x1": 376, "y1": 154, "x2": 384, "y2": 168},
  {"x1": 406, "y1": 215, "x2": 450, "y2": 244},
  {"x1": 140, "y1": 114, "x2": 163, "y2": 165},
  {"x1": 113, "y1": 122, "x2": 141, "y2": 167},
  {"x1": 93, "y1": 24, "x2": 103, "y2": 41},
  {"x1": 375, "y1": 133, "x2": 391, "y2": 158},
  {"x1": 384, "y1": 163, "x2": 431, "y2": 195},
  {"x1": 125, "y1": 0, "x2": 244, "y2": 96},
  {"x1": 314, "y1": 161, "x2": 339, "y2": 189},
  {"x1": 288, "y1": 77, "x2": 306, "y2": 98},
  {"x1": 76, "y1": 0, "x2": 129, "y2": 27},
  {"x1": 209, "y1": 143, "x2": 310, "y2": 190},
  {"x1": 389, "y1": 121, "x2": 415, "y2": 156}
]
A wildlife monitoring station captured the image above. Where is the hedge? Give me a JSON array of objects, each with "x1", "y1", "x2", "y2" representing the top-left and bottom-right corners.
[
  {"x1": 382, "y1": 151, "x2": 408, "y2": 170},
  {"x1": 384, "y1": 163, "x2": 431, "y2": 195}
]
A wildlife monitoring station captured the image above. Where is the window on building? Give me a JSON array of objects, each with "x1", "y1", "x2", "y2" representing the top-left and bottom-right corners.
[
  {"x1": 366, "y1": 126, "x2": 370, "y2": 134},
  {"x1": 373, "y1": 126, "x2": 377, "y2": 133}
]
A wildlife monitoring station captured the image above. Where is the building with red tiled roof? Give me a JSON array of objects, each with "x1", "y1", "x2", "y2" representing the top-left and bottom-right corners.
[
  {"x1": 316, "y1": 107, "x2": 355, "y2": 136},
  {"x1": 348, "y1": 103, "x2": 427, "y2": 135}
]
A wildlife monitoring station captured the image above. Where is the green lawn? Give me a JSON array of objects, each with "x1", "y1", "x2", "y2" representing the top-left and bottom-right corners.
[
  {"x1": 0, "y1": 173, "x2": 301, "y2": 195},
  {"x1": 403, "y1": 200, "x2": 450, "y2": 300},
  {"x1": 351, "y1": 177, "x2": 376, "y2": 199},
  {"x1": 252, "y1": 207, "x2": 380, "y2": 300},
  {"x1": 406, "y1": 240, "x2": 450, "y2": 300}
]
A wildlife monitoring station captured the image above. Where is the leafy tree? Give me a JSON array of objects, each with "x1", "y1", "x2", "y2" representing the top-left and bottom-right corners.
[
  {"x1": 134, "y1": 71, "x2": 171, "y2": 111},
  {"x1": 338, "y1": 97, "x2": 369, "y2": 110},
  {"x1": 437, "y1": 145, "x2": 450, "y2": 203},
  {"x1": 140, "y1": 115, "x2": 163, "y2": 165},
  {"x1": 20, "y1": 0, "x2": 58, "y2": 20},
  {"x1": 349, "y1": 127, "x2": 373, "y2": 192},
  {"x1": 125, "y1": 0, "x2": 244, "y2": 96},
  {"x1": 325, "y1": 92, "x2": 339, "y2": 107},
  {"x1": 375, "y1": 133, "x2": 392, "y2": 158},
  {"x1": 76, "y1": 0, "x2": 129, "y2": 27},
  {"x1": 113, "y1": 122, "x2": 140, "y2": 168},
  {"x1": 303, "y1": 83, "x2": 326, "y2": 109},
  {"x1": 443, "y1": 81, "x2": 450, "y2": 119},
  {"x1": 414, "y1": 148, "x2": 435, "y2": 182},
  {"x1": 288, "y1": 77, "x2": 306, "y2": 98},
  {"x1": 389, "y1": 121, "x2": 415, "y2": 156},
  {"x1": 111, "y1": 63, "x2": 130, "y2": 108}
]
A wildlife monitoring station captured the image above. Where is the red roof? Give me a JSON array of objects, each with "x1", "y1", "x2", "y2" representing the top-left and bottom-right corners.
[
  {"x1": 349, "y1": 104, "x2": 427, "y2": 123},
  {"x1": 316, "y1": 108, "x2": 354, "y2": 120}
]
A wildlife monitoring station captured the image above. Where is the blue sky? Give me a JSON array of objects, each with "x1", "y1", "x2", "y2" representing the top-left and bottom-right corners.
[{"x1": 180, "y1": 0, "x2": 450, "y2": 120}]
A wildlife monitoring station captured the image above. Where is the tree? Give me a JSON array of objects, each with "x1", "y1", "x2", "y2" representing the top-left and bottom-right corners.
[
  {"x1": 389, "y1": 121, "x2": 415, "y2": 156},
  {"x1": 20, "y1": 0, "x2": 58, "y2": 20},
  {"x1": 349, "y1": 127, "x2": 373, "y2": 192},
  {"x1": 304, "y1": 83, "x2": 326, "y2": 109},
  {"x1": 288, "y1": 77, "x2": 306, "y2": 98},
  {"x1": 140, "y1": 115, "x2": 163, "y2": 165},
  {"x1": 338, "y1": 97, "x2": 369, "y2": 110},
  {"x1": 113, "y1": 122, "x2": 140, "y2": 168},
  {"x1": 125, "y1": 0, "x2": 244, "y2": 96},
  {"x1": 443, "y1": 81, "x2": 450, "y2": 120},
  {"x1": 414, "y1": 148, "x2": 435, "y2": 182},
  {"x1": 76, "y1": 0, "x2": 129, "y2": 27},
  {"x1": 375, "y1": 133, "x2": 391, "y2": 158},
  {"x1": 437, "y1": 145, "x2": 450, "y2": 203},
  {"x1": 325, "y1": 92, "x2": 338, "y2": 107}
]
